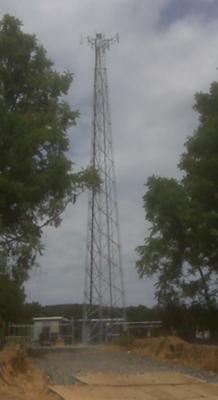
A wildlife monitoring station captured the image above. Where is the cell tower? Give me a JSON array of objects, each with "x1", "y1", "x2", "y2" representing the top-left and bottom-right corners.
[{"x1": 83, "y1": 33, "x2": 126, "y2": 342}]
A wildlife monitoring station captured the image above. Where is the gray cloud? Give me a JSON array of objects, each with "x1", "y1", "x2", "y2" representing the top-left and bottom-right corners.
[{"x1": 1, "y1": 1, "x2": 218, "y2": 306}]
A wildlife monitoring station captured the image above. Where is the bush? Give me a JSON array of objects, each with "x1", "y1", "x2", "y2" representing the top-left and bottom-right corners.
[{"x1": 112, "y1": 334, "x2": 135, "y2": 348}]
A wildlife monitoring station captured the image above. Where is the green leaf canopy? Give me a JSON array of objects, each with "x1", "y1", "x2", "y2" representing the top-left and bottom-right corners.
[
  {"x1": 0, "y1": 15, "x2": 99, "y2": 296},
  {"x1": 136, "y1": 81, "x2": 218, "y2": 308}
]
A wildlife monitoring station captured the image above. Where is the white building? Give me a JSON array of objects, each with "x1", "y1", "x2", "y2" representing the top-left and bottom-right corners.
[{"x1": 32, "y1": 316, "x2": 74, "y2": 345}]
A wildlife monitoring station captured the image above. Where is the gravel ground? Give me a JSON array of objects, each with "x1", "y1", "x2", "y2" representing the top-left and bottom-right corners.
[{"x1": 32, "y1": 346, "x2": 218, "y2": 385}]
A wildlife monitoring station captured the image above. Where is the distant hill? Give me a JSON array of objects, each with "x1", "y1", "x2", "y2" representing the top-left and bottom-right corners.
[{"x1": 22, "y1": 302, "x2": 158, "y2": 323}]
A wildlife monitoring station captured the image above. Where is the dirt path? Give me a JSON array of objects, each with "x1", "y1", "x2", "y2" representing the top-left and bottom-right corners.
[
  {"x1": 1, "y1": 339, "x2": 218, "y2": 399},
  {"x1": 50, "y1": 372, "x2": 218, "y2": 400},
  {"x1": 34, "y1": 345, "x2": 218, "y2": 384},
  {"x1": 33, "y1": 345, "x2": 218, "y2": 400}
]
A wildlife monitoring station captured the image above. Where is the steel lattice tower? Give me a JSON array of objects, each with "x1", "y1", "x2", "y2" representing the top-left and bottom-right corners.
[{"x1": 82, "y1": 33, "x2": 126, "y2": 342}]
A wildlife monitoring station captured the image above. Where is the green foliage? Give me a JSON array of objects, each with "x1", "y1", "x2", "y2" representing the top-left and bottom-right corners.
[
  {"x1": 0, "y1": 14, "x2": 100, "y2": 320},
  {"x1": 180, "y1": 82, "x2": 218, "y2": 274},
  {"x1": 112, "y1": 333, "x2": 135, "y2": 348},
  {"x1": 136, "y1": 177, "x2": 190, "y2": 306},
  {"x1": 136, "y1": 81, "x2": 218, "y2": 308},
  {"x1": 0, "y1": 274, "x2": 25, "y2": 322},
  {"x1": 21, "y1": 302, "x2": 43, "y2": 323},
  {"x1": 42, "y1": 303, "x2": 83, "y2": 320},
  {"x1": 126, "y1": 304, "x2": 160, "y2": 322}
]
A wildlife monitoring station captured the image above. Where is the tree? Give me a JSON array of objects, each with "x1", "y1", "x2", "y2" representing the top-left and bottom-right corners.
[
  {"x1": 136, "y1": 81, "x2": 218, "y2": 308},
  {"x1": 0, "y1": 14, "x2": 99, "y2": 316},
  {"x1": 21, "y1": 302, "x2": 43, "y2": 323},
  {"x1": 180, "y1": 82, "x2": 218, "y2": 275},
  {"x1": 0, "y1": 274, "x2": 25, "y2": 322}
]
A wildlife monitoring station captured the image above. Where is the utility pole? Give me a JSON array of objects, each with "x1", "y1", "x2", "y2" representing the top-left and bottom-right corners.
[{"x1": 83, "y1": 33, "x2": 126, "y2": 342}]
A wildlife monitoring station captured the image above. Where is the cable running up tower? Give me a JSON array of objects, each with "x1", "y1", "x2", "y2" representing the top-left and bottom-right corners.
[{"x1": 83, "y1": 33, "x2": 126, "y2": 342}]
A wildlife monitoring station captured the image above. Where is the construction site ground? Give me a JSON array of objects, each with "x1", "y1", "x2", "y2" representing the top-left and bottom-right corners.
[{"x1": 1, "y1": 337, "x2": 218, "y2": 399}]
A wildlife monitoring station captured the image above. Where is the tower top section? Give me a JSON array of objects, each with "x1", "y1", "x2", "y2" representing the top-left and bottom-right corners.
[{"x1": 86, "y1": 33, "x2": 119, "y2": 52}]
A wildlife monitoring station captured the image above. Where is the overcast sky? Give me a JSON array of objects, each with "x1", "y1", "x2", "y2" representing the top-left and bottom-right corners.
[{"x1": 1, "y1": 0, "x2": 218, "y2": 307}]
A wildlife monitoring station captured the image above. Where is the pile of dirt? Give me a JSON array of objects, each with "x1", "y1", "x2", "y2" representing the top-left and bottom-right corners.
[
  {"x1": 0, "y1": 344, "x2": 60, "y2": 400},
  {"x1": 130, "y1": 336, "x2": 218, "y2": 373}
]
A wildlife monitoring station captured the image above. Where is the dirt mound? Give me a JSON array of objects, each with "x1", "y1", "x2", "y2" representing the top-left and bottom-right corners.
[
  {"x1": 130, "y1": 336, "x2": 218, "y2": 373},
  {"x1": 0, "y1": 344, "x2": 29, "y2": 382},
  {"x1": 0, "y1": 344, "x2": 60, "y2": 400}
]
